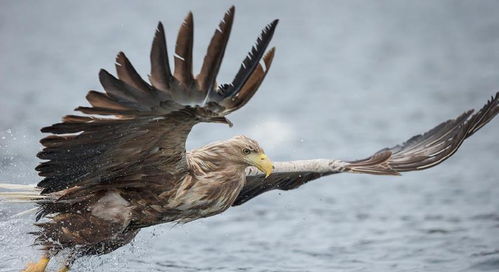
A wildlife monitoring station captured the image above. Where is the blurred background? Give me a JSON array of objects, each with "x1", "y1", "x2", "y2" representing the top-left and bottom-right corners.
[{"x1": 1, "y1": 0, "x2": 498, "y2": 271}]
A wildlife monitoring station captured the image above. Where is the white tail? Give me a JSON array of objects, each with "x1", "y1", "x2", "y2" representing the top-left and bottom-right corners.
[
  {"x1": 0, "y1": 182, "x2": 38, "y2": 191},
  {"x1": 0, "y1": 182, "x2": 47, "y2": 203}
]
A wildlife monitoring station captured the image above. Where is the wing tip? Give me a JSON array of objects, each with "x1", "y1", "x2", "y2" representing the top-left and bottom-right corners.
[
  {"x1": 221, "y1": 6, "x2": 235, "y2": 30},
  {"x1": 98, "y1": 68, "x2": 116, "y2": 86},
  {"x1": 115, "y1": 51, "x2": 126, "y2": 63},
  {"x1": 156, "y1": 21, "x2": 165, "y2": 34},
  {"x1": 98, "y1": 68, "x2": 110, "y2": 78},
  {"x1": 223, "y1": 6, "x2": 235, "y2": 21},
  {"x1": 266, "y1": 19, "x2": 279, "y2": 33},
  {"x1": 182, "y1": 11, "x2": 194, "y2": 27}
]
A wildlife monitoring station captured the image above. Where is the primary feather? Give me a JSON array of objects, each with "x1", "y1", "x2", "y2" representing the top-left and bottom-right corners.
[{"x1": 235, "y1": 93, "x2": 498, "y2": 206}]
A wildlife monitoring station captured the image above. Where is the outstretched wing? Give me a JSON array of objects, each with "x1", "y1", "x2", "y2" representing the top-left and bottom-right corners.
[
  {"x1": 36, "y1": 7, "x2": 278, "y2": 195},
  {"x1": 234, "y1": 93, "x2": 498, "y2": 206}
]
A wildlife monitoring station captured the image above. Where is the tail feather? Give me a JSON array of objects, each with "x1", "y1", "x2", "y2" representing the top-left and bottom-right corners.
[
  {"x1": 0, "y1": 183, "x2": 38, "y2": 190},
  {"x1": 0, "y1": 182, "x2": 46, "y2": 203}
]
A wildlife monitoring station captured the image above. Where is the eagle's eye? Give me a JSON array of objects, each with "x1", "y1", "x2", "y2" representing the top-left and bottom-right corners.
[{"x1": 242, "y1": 148, "x2": 251, "y2": 155}]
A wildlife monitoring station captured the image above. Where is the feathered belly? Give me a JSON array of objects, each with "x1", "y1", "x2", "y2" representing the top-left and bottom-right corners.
[
  {"x1": 162, "y1": 173, "x2": 246, "y2": 222},
  {"x1": 126, "y1": 172, "x2": 246, "y2": 227}
]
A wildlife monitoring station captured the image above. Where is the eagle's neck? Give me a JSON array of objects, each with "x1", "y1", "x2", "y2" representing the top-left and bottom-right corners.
[{"x1": 186, "y1": 145, "x2": 248, "y2": 176}]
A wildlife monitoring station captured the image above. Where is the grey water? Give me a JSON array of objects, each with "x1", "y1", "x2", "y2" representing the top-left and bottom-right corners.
[{"x1": 1, "y1": 0, "x2": 498, "y2": 271}]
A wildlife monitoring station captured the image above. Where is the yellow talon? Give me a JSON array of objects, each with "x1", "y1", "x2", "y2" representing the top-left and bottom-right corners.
[
  {"x1": 22, "y1": 257, "x2": 49, "y2": 272},
  {"x1": 58, "y1": 266, "x2": 70, "y2": 272}
]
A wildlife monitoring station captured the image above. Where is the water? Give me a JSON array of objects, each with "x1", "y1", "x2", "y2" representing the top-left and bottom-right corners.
[{"x1": 1, "y1": 0, "x2": 499, "y2": 271}]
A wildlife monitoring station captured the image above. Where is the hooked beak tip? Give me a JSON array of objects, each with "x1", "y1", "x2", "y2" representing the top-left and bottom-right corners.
[{"x1": 255, "y1": 153, "x2": 273, "y2": 178}]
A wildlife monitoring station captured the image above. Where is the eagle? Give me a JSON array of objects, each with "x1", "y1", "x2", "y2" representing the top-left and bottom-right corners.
[{"x1": 0, "y1": 6, "x2": 497, "y2": 272}]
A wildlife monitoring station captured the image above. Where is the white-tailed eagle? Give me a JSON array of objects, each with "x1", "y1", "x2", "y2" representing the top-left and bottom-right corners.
[{"x1": 0, "y1": 6, "x2": 497, "y2": 272}]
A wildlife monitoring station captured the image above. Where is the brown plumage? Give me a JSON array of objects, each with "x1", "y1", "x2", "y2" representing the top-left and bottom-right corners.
[
  {"x1": 19, "y1": 7, "x2": 277, "y2": 270},
  {"x1": 34, "y1": 136, "x2": 270, "y2": 260},
  {"x1": 0, "y1": 6, "x2": 496, "y2": 272}
]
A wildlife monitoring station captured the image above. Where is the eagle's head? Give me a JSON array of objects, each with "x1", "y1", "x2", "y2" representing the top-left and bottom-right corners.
[
  {"x1": 198, "y1": 135, "x2": 273, "y2": 177},
  {"x1": 229, "y1": 135, "x2": 273, "y2": 177}
]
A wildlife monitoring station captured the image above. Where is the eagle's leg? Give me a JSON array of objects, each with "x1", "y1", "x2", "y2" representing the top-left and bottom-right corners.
[
  {"x1": 56, "y1": 252, "x2": 75, "y2": 272},
  {"x1": 21, "y1": 255, "x2": 50, "y2": 272},
  {"x1": 57, "y1": 265, "x2": 70, "y2": 272}
]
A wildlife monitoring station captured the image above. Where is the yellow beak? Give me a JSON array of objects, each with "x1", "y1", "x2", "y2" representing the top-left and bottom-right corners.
[{"x1": 249, "y1": 153, "x2": 273, "y2": 178}]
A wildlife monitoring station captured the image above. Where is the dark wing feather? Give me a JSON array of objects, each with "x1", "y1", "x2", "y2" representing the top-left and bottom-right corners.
[
  {"x1": 99, "y1": 69, "x2": 156, "y2": 109},
  {"x1": 383, "y1": 93, "x2": 497, "y2": 172},
  {"x1": 149, "y1": 22, "x2": 173, "y2": 91},
  {"x1": 234, "y1": 93, "x2": 498, "y2": 206},
  {"x1": 36, "y1": 8, "x2": 278, "y2": 196},
  {"x1": 221, "y1": 47, "x2": 275, "y2": 112},
  {"x1": 174, "y1": 12, "x2": 195, "y2": 87},
  {"x1": 85, "y1": 90, "x2": 131, "y2": 110},
  {"x1": 235, "y1": 169, "x2": 325, "y2": 206},
  {"x1": 208, "y1": 19, "x2": 278, "y2": 104},
  {"x1": 196, "y1": 6, "x2": 235, "y2": 93},
  {"x1": 115, "y1": 52, "x2": 152, "y2": 94}
]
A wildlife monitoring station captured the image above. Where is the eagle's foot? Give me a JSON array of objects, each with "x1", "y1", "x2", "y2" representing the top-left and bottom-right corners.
[
  {"x1": 57, "y1": 266, "x2": 70, "y2": 272},
  {"x1": 21, "y1": 257, "x2": 49, "y2": 272}
]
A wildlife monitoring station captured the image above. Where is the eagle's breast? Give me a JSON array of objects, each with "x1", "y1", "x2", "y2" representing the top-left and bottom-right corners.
[{"x1": 167, "y1": 169, "x2": 247, "y2": 221}]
